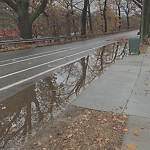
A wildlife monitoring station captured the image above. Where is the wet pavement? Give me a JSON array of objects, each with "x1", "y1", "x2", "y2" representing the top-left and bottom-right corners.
[
  {"x1": 71, "y1": 46, "x2": 150, "y2": 150},
  {"x1": 71, "y1": 54, "x2": 143, "y2": 113},
  {"x1": 0, "y1": 42, "x2": 128, "y2": 149},
  {"x1": 0, "y1": 31, "x2": 137, "y2": 98}
]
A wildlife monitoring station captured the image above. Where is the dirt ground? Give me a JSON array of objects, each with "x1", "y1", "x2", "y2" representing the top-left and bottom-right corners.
[{"x1": 19, "y1": 105, "x2": 128, "y2": 150}]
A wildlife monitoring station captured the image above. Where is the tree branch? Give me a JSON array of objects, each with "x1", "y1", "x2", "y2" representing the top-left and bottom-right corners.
[
  {"x1": 30, "y1": 0, "x2": 48, "y2": 23},
  {"x1": 1, "y1": 0, "x2": 18, "y2": 12},
  {"x1": 132, "y1": 0, "x2": 142, "y2": 9},
  {"x1": 136, "y1": 0, "x2": 142, "y2": 4}
]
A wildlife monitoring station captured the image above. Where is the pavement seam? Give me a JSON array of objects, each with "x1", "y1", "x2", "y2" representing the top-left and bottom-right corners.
[
  {"x1": 122, "y1": 54, "x2": 145, "y2": 114},
  {"x1": 128, "y1": 114, "x2": 150, "y2": 120}
]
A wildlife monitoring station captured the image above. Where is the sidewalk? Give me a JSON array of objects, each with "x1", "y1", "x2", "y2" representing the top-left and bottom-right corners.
[{"x1": 71, "y1": 47, "x2": 150, "y2": 149}]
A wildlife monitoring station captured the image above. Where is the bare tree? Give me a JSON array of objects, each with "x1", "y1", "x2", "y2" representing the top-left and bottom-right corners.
[
  {"x1": 97, "y1": 0, "x2": 108, "y2": 32},
  {"x1": 81, "y1": 0, "x2": 88, "y2": 35},
  {"x1": 121, "y1": 0, "x2": 136, "y2": 29},
  {"x1": 132, "y1": 0, "x2": 142, "y2": 9},
  {"x1": 115, "y1": 0, "x2": 122, "y2": 30},
  {"x1": 1, "y1": 0, "x2": 48, "y2": 39},
  {"x1": 103, "y1": 0, "x2": 108, "y2": 32}
]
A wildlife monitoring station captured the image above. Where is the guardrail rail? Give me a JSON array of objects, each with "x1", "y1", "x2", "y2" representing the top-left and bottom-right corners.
[{"x1": 0, "y1": 29, "x2": 132, "y2": 51}]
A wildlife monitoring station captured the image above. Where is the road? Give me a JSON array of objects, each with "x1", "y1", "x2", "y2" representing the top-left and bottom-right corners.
[{"x1": 0, "y1": 30, "x2": 137, "y2": 100}]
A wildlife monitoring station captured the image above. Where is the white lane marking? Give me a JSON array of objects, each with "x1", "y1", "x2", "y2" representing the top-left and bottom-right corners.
[
  {"x1": 0, "y1": 30, "x2": 136, "y2": 64},
  {"x1": 0, "y1": 43, "x2": 112, "y2": 79},
  {"x1": 0, "y1": 42, "x2": 116, "y2": 91},
  {"x1": 0, "y1": 42, "x2": 93, "y2": 64},
  {"x1": 0, "y1": 41, "x2": 102, "y2": 67},
  {"x1": 0, "y1": 32, "x2": 129, "y2": 64},
  {"x1": 0, "y1": 47, "x2": 68, "y2": 64},
  {"x1": 0, "y1": 36, "x2": 111, "y2": 64},
  {"x1": 0, "y1": 58, "x2": 82, "y2": 92}
]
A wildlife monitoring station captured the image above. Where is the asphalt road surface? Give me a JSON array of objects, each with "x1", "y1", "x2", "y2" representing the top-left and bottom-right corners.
[{"x1": 0, "y1": 30, "x2": 137, "y2": 100}]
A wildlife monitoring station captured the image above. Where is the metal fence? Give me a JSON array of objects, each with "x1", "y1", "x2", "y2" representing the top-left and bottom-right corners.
[{"x1": 0, "y1": 29, "x2": 131, "y2": 49}]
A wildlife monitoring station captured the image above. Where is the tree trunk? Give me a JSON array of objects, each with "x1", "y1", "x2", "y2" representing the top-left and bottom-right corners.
[
  {"x1": 115, "y1": 0, "x2": 121, "y2": 31},
  {"x1": 66, "y1": 13, "x2": 71, "y2": 35},
  {"x1": 18, "y1": 17, "x2": 32, "y2": 39},
  {"x1": 2, "y1": 0, "x2": 48, "y2": 39},
  {"x1": 126, "y1": 14, "x2": 130, "y2": 29},
  {"x1": 70, "y1": 0, "x2": 76, "y2": 35},
  {"x1": 118, "y1": 5, "x2": 121, "y2": 31},
  {"x1": 71, "y1": 12, "x2": 76, "y2": 35},
  {"x1": 88, "y1": 0, "x2": 93, "y2": 34},
  {"x1": 81, "y1": 0, "x2": 88, "y2": 35},
  {"x1": 15, "y1": 1, "x2": 32, "y2": 39},
  {"x1": 103, "y1": 0, "x2": 108, "y2": 32},
  {"x1": 147, "y1": 8, "x2": 150, "y2": 37},
  {"x1": 146, "y1": 1, "x2": 150, "y2": 37},
  {"x1": 125, "y1": 1, "x2": 130, "y2": 30}
]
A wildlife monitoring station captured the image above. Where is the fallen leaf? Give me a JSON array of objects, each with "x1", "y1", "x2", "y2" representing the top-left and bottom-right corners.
[
  {"x1": 103, "y1": 118, "x2": 107, "y2": 122},
  {"x1": 67, "y1": 134, "x2": 73, "y2": 138},
  {"x1": 11, "y1": 124, "x2": 17, "y2": 128},
  {"x1": 83, "y1": 115, "x2": 87, "y2": 118},
  {"x1": 38, "y1": 141, "x2": 42, "y2": 146},
  {"x1": 123, "y1": 128, "x2": 128, "y2": 132},
  {"x1": 117, "y1": 119, "x2": 125, "y2": 123},
  {"x1": 34, "y1": 142, "x2": 38, "y2": 145},
  {"x1": 145, "y1": 90, "x2": 149, "y2": 92},
  {"x1": 2, "y1": 107, "x2": 6, "y2": 110},
  {"x1": 95, "y1": 138, "x2": 103, "y2": 142},
  {"x1": 113, "y1": 127, "x2": 117, "y2": 130},
  {"x1": 133, "y1": 130, "x2": 140, "y2": 136},
  {"x1": 145, "y1": 82, "x2": 150, "y2": 85},
  {"x1": 140, "y1": 126, "x2": 144, "y2": 129},
  {"x1": 105, "y1": 138, "x2": 109, "y2": 142},
  {"x1": 123, "y1": 115, "x2": 128, "y2": 119},
  {"x1": 119, "y1": 106, "x2": 123, "y2": 109},
  {"x1": 126, "y1": 144, "x2": 136, "y2": 150}
]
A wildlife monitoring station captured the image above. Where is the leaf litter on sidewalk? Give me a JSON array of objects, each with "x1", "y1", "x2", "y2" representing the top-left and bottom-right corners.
[{"x1": 21, "y1": 106, "x2": 128, "y2": 150}]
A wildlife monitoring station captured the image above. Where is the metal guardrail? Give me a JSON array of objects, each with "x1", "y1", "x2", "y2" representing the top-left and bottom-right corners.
[
  {"x1": 0, "y1": 29, "x2": 132, "y2": 47},
  {"x1": 0, "y1": 34, "x2": 99, "y2": 45}
]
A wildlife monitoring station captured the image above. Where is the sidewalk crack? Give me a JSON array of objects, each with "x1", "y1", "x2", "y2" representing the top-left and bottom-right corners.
[{"x1": 122, "y1": 54, "x2": 145, "y2": 114}]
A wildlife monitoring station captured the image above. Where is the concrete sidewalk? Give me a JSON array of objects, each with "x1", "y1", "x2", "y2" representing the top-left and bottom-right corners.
[{"x1": 71, "y1": 47, "x2": 150, "y2": 149}]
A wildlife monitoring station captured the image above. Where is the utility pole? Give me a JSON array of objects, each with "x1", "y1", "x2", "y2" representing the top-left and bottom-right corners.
[{"x1": 141, "y1": 0, "x2": 150, "y2": 43}]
